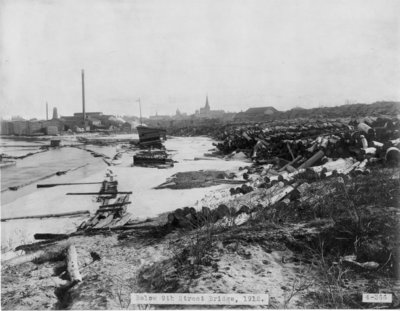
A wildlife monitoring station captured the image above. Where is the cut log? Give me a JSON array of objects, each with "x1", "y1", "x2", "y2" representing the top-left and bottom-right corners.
[
  {"x1": 268, "y1": 184, "x2": 297, "y2": 206},
  {"x1": 358, "y1": 122, "x2": 375, "y2": 136},
  {"x1": 1, "y1": 210, "x2": 90, "y2": 222},
  {"x1": 66, "y1": 245, "x2": 82, "y2": 283},
  {"x1": 298, "y1": 150, "x2": 324, "y2": 169}
]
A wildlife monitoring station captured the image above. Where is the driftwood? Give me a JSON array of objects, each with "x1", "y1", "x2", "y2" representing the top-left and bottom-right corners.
[
  {"x1": 1, "y1": 210, "x2": 90, "y2": 222},
  {"x1": 66, "y1": 245, "x2": 82, "y2": 282}
]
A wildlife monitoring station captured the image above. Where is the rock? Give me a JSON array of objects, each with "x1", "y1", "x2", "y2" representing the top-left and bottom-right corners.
[{"x1": 214, "y1": 204, "x2": 230, "y2": 220}]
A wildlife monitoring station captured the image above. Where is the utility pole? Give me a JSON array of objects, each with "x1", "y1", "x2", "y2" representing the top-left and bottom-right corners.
[{"x1": 138, "y1": 97, "x2": 142, "y2": 125}]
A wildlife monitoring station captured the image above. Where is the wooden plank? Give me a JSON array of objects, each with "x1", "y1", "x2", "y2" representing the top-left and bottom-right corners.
[
  {"x1": 99, "y1": 201, "x2": 132, "y2": 208},
  {"x1": 93, "y1": 214, "x2": 115, "y2": 229},
  {"x1": 1, "y1": 210, "x2": 90, "y2": 222},
  {"x1": 96, "y1": 207, "x2": 124, "y2": 213},
  {"x1": 109, "y1": 213, "x2": 132, "y2": 228}
]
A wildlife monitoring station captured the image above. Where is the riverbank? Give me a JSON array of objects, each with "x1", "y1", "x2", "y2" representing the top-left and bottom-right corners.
[{"x1": 1, "y1": 134, "x2": 399, "y2": 309}]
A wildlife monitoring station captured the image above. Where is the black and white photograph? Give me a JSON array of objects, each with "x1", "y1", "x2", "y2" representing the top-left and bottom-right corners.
[{"x1": 1, "y1": 0, "x2": 399, "y2": 309}]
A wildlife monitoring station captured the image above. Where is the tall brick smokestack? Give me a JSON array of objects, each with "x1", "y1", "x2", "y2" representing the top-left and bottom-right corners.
[
  {"x1": 46, "y1": 102, "x2": 48, "y2": 121},
  {"x1": 81, "y1": 69, "x2": 86, "y2": 127},
  {"x1": 52, "y1": 107, "x2": 58, "y2": 119}
]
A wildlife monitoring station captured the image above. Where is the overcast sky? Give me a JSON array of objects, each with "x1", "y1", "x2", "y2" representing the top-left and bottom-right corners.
[{"x1": 0, "y1": 0, "x2": 399, "y2": 119}]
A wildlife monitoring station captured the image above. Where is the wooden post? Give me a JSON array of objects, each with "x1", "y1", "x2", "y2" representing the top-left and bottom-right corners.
[{"x1": 66, "y1": 245, "x2": 82, "y2": 283}]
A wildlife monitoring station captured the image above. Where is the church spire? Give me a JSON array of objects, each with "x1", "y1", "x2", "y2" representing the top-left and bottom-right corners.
[{"x1": 205, "y1": 95, "x2": 210, "y2": 111}]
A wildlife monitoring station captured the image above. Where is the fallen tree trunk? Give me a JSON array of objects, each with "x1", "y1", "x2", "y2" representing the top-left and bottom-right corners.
[{"x1": 66, "y1": 245, "x2": 82, "y2": 283}]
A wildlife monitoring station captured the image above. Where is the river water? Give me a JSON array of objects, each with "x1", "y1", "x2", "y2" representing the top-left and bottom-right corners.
[{"x1": 1, "y1": 135, "x2": 247, "y2": 255}]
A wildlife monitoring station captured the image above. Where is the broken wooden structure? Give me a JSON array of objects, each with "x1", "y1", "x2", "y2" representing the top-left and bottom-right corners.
[
  {"x1": 136, "y1": 125, "x2": 167, "y2": 149},
  {"x1": 133, "y1": 149, "x2": 173, "y2": 168}
]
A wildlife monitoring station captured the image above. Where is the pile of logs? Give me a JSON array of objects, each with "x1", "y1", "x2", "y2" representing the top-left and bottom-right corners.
[
  {"x1": 166, "y1": 205, "x2": 236, "y2": 229},
  {"x1": 214, "y1": 117, "x2": 400, "y2": 168}
]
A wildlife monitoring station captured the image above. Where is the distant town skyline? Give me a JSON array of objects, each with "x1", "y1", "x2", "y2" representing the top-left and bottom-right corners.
[{"x1": 1, "y1": 0, "x2": 399, "y2": 119}]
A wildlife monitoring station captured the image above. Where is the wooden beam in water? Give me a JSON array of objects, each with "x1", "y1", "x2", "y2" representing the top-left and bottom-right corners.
[
  {"x1": 1, "y1": 210, "x2": 90, "y2": 222},
  {"x1": 37, "y1": 182, "x2": 103, "y2": 188},
  {"x1": 66, "y1": 191, "x2": 132, "y2": 195}
]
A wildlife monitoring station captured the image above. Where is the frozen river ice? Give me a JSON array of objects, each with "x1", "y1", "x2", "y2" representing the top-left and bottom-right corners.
[{"x1": 1, "y1": 136, "x2": 248, "y2": 253}]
